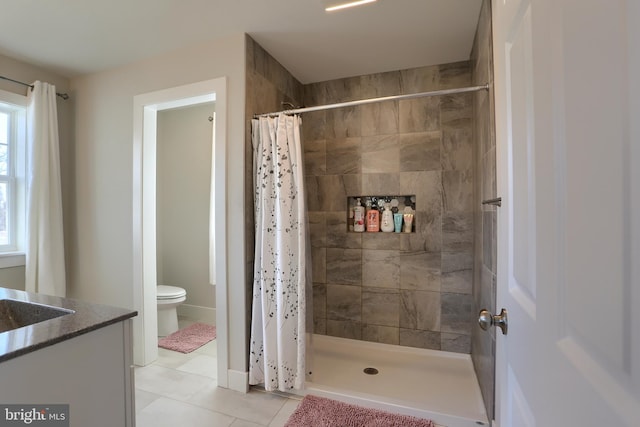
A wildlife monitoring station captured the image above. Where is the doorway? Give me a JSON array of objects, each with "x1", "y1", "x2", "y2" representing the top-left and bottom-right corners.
[
  {"x1": 132, "y1": 78, "x2": 228, "y2": 385},
  {"x1": 156, "y1": 102, "x2": 216, "y2": 323}
]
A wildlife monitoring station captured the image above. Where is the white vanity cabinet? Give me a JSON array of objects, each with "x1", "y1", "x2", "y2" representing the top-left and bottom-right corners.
[
  {"x1": 0, "y1": 287, "x2": 137, "y2": 427},
  {"x1": 0, "y1": 319, "x2": 135, "y2": 427}
]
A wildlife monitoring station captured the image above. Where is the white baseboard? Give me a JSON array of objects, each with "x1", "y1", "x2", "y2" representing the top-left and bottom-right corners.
[
  {"x1": 227, "y1": 369, "x2": 249, "y2": 393},
  {"x1": 177, "y1": 304, "x2": 216, "y2": 325}
]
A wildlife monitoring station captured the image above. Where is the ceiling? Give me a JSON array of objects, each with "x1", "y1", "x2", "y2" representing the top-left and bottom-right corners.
[{"x1": 0, "y1": 0, "x2": 482, "y2": 84}]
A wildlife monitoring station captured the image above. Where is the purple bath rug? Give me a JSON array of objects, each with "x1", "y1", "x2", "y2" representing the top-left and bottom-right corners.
[
  {"x1": 158, "y1": 323, "x2": 216, "y2": 353},
  {"x1": 285, "y1": 395, "x2": 435, "y2": 427}
]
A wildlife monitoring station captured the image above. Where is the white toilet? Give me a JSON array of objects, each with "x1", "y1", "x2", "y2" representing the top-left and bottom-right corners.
[{"x1": 157, "y1": 285, "x2": 187, "y2": 337}]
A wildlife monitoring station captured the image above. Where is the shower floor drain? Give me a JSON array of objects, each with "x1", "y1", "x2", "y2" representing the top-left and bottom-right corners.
[{"x1": 363, "y1": 367, "x2": 379, "y2": 375}]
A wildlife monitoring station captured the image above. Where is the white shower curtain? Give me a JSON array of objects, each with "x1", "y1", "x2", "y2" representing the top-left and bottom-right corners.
[
  {"x1": 249, "y1": 114, "x2": 306, "y2": 391},
  {"x1": 25, "y1": 81, "x2": 66, "y2": 297}
]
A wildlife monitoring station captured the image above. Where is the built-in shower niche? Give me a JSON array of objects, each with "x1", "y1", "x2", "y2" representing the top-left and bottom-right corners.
[{"x1": 347, "y1": 195, "x2": 416, "y2": 233}]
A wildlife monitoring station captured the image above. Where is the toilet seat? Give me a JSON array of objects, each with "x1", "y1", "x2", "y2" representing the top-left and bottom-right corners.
[{"x1": 157, "y1": 285, "x2": 186, "y2": 300}]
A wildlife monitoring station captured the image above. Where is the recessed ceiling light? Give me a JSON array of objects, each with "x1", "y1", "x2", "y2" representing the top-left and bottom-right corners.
[{"x1": 324, "y1": 0, "x2": 377, "y2": 12}]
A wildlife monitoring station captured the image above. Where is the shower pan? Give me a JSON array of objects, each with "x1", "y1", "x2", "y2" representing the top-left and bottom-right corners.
[{"x1": 301, "y1": 334, "x2": 489, "y2": 427}]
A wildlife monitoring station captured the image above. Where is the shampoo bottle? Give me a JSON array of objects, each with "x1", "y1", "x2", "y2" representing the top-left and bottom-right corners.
[
  {"x1": 366, "y1": 204, "x2": 380, "y2": 232},
  {"x1": 353, "y1": 198, "x2": 365, "y2": 232},
  {"x1": 381, "y1": 203, "x2": 394, "y2": 232},
  {"x1": 364, "y1": 198, "x2": 372, "y2": 231}
]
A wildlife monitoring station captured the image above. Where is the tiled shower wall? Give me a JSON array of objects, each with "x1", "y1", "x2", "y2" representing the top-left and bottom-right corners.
[
  {"x1": 471, "y1": 0, "x2": 497, "y2": 419},
  {"x1": 245, "y1": 35, "x2": 304, "y2": 345},
  {"x1": 303, "y1": 62, "x2": 475, "y2": 353}
]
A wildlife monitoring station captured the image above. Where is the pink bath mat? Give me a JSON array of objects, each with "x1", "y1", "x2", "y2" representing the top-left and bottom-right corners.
[
  {"x1": 158, "y1": 323, "x2": 216, "y2": 353},
  {"x1": 285, "y1": 395, "x2": 435, "y2": 427}
]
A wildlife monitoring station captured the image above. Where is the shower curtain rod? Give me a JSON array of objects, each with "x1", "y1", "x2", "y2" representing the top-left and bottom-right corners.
[
  {"x1": 254, "y1": 84, "x2": 489, "y2": 118},
  {"x1": 0, "y1": 75, "x2": 70, "y2": 100}
]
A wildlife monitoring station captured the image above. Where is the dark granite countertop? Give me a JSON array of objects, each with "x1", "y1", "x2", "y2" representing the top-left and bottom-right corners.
[{"x1": 0, "y1": 287, "x2": 137, "y2": 363}]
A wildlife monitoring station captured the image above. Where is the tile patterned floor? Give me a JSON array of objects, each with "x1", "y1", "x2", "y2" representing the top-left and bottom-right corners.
[{"x1": 135, "y1": 318, "x2": 302, "y2": 427}]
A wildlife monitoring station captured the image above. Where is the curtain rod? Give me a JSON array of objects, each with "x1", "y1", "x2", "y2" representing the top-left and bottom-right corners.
[
  {"x1": 254, "y1": 84, "x2": 489, "y2": 118},
  {"x1": 0, "y1": 75, "x2": 70, "y2": 100}
]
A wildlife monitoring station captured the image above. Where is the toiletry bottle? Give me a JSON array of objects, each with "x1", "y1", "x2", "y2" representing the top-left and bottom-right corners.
[
  {"x1": 393, "y1": 212, "x2": 403, "y2": 232},
  {"x1": 403, "y1": 206, "x2": 414, "y2": 233},
  {"x1": 348, "y1": 198, "x2": 355, "y2": 231},
  {"x1": 381, "y1": 203, "x2": 394, "y2": 232},
  {"x1": 364, "y1": 198, "x2": 372, "y2": 231},
  {"x1": 353, "y1": 198, "x2": 365, "y2": 232},
  {"x1": 367, "y1": 204, "x2": 380, "y2": 232}
]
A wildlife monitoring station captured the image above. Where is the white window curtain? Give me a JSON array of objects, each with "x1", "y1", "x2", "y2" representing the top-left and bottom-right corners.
[
  {"x1": 25, "y1": 81, "x2": 66, "y2": 297},
  {"x1": 249, "y1": 114, "x2": 306, "y2": 391}
]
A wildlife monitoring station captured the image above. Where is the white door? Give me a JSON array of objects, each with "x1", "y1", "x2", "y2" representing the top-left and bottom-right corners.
[{"x1": 493, "y1": 0, "x2": 640, "y2": 426}]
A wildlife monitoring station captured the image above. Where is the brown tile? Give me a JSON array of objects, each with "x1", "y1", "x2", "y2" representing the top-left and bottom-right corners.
[
  {"x1": 362, "y1": 135, "x2": 400, "y2": 174},
  {"x1": 362, "y1": 324, "x2": 399, "y2": 345},
  {"x1": 326, "y1": 106, "x2": 361, "y2": 139},
  {"x1": 304, "y1": 81, "x2": 327, "y2": 107},
  {"x1": 248, "y1": 74, "x2": 280, "y2": 116},
  {"x1": 418, "y1": 210, "x2": 442, "y2": 251},
  {"x1": 399, "y1": 290, "x2": 441, "y2": 331},
  {"x1": 482, "y1": 210, "x2": 494, "y2": 270},
  {"x1": 399, "y1": 97, "x2": 440, "y2": 133},
  {"x1": 400, "y1": 211, "x2": 442, "y2": 253},
  {"x1": 361, "y1": 71, "x2": 402, "y2": 98},
  {"x1": 362, "y1": 232, "x2": 401, "y2": 250},
  {"x1": 326, "y1": 76, "x2": 361, "y2": 103},
  {"x1": 304, "y1": 114, "x2": 327, "y2": 142},
  {"x1": 441, "y1": 269, "x2": 473, "y2": 294},
  {"x1": 438, "y1": 61, "x2": 472, "y2": 89},
  {"x1": 442, "y1": 212, "x2": 473, "y2": 252},
  {"x1": 246, "y1": 35, "x2": 256, "y2": 71},
  {"x1": 399, "y1": 131, "x2": 441, "y2": 172},
  {"x1": 316, "y1": 175, "x2": 361, "y2": 212},
  {"x1": 441, "y1": 333, "x2": 471, "y2": 353},
  {"x1": 326, "y1": 212, "x2": 362, "y2": 249},
  {"x1": 441, "y1": 249, "x2": 473, "y2": 274},
  {"x1": 311, "y1": 247, "x2": 326, "y2": 283},
  {"x1": 326, "y1": 248, "x2": 361, "y2": 285},
  {"x1": 362, "y1": 249, "x2": 400, "y2": 288},
  {"x1": 440, "y1": 93, "x2": 473, "y2": 128},
  {"x1": 297, "y1": 60, "x2": 482, "y2": 351},
  {"x1": 441, "y1": 126, "x2": 473, "y2": 171},
  {"x1": 400, "y1": 65, "x2": 439, "y2": 94},
  {"x1": 362, "y1": 288, "x2": 400, "y2": 327},
  {"x1": 471, "y1": 325, "x2": 495, "y2": 420},
  {"x1": 313, "y1": 283, "x2": 327, "y2": 320},
  {"x1": 400, "y1": 171, "x2": 442, "y2": 216},
  {"x1": 361, "y1": 173, "x2": 400, "y2": 195},
  {"x1": 399, "y1": 251, "x2": 441, "y2": 292},
  {"x1": 308, "y1": 211, "x2": 326, "y2": 248},
  {"x1": 361, "y1": 100, "x2": 399, "y2": 136},
  {"x1": 326, "y1": 137, "x2": 361, "y2": 175},
  {"x1": 305, "y1": 176, "x2": 321, "y2": 211},
  {"x1": 482, "y1": 147, "x2": 497, "y2": 203},
  {"x1": 479, "y1": 265, "x2": 497, "y2": 321},
  {"x1": 327, "y1": 284, "x2": 362, "y2": 321},
  {"x1": 303, "y1": 139, "x2": 326, "y2": 176},
  {"x1": 326, "y1": 320, "x2": 362, "y2": 340},
  {"x1": 443, "y1": 169, "x2": 473, "y2": 212},
  {"x1": 441, "y1": 292, "x2": 473, "y2": 334},
  {"x1": 314, "y1": 318, "x2": 327, "y2": 335},
  {"x1": 399, "y1": 329, "x2": 441, "y2": 350}
]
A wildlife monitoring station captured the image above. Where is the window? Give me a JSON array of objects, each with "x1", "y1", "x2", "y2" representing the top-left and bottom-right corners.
[{"x1": 0, "y1": 90, "x2": 26, "y2": 260}]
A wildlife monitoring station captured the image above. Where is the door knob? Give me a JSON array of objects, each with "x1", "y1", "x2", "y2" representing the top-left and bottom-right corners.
[{"x1": 478, "y1": 308, "x2": 508, "y2": 335}]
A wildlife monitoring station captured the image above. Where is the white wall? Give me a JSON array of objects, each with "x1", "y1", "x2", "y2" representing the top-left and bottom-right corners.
[
  {"x1": 0, "y1": 54, "x2": 72, "y2": 291},
  {"x1": 70, "y1": 34, "x2": 247, "y2": 373},
  {"x1": 157, "y1": 103, "x2": 215, "y2": 310},
  {"x1": 0, "y1": 266, "x2": 26, "y2": 290}
]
